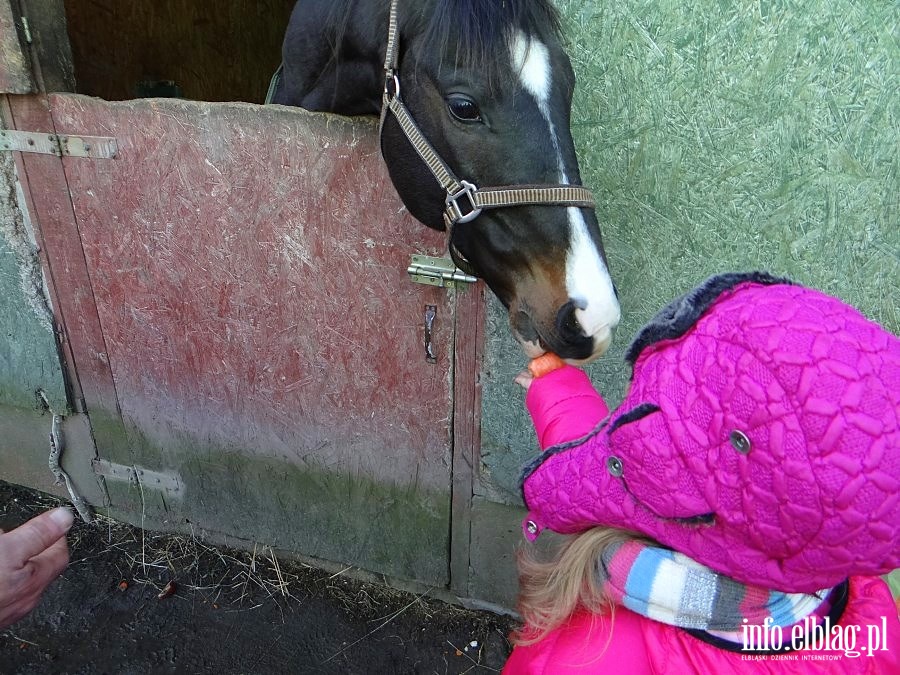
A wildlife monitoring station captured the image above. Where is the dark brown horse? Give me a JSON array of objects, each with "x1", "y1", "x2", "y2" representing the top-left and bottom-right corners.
[{"x1": 272, "y1": 0, "x2": 619, "y2": 360}]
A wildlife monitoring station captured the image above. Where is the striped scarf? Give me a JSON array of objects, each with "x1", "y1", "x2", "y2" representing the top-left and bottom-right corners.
[{"x1": 599, "y1": 541, "x2": 836, "y2": 645}]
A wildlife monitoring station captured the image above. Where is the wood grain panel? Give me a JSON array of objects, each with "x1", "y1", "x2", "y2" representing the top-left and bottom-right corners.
[
  {"x1": 449, "y1": 281, "x2": 486, "y2": 595},
  {"x1": 50, "y1": 94, "x2": 454, "y2": 490}
]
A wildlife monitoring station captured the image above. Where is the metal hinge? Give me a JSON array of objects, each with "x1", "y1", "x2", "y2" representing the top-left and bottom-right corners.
[
  {"x1": 407, "y1": 255, "x2": 476, "y2": 289},
  {"x1": 92, "y1": 458, "x2": 183, "y2": 498},
  {"x1": 0, "y1": 129, "x2": 118, "y2": 159}
]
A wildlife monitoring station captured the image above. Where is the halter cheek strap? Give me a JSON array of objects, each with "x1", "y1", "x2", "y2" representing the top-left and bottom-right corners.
[{"x1": 379, "y1": 0, "x2": 595, "y2": 276}]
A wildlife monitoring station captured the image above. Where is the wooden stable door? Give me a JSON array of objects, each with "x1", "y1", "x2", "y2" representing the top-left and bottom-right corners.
[
  {"x1": 0, "y1": 0, "x2": 484, "y2": 595},
  {"x1": 4, "y1": 92, "x2": 484, "y2": 589}
]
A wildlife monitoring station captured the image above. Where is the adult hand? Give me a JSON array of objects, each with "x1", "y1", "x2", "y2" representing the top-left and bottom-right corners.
[{"x1": 0, "y1": 507, "x2": 73, "y2": 628}]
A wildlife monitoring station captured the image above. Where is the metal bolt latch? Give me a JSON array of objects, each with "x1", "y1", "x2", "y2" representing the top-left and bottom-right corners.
[{"x1": 407, "y1": 255, "x2": 476, "y2": 289}]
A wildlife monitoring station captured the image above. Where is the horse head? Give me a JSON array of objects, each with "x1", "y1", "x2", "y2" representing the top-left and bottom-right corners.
[
  {"x1": 381, "y1": 1, "x2": 619, "y2": 360},
  {"x1": 277, "y1": 0, "x2": 620, "y2": 361}
]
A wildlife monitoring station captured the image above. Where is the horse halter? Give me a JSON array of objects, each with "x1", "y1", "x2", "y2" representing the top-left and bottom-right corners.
[{"x1": 379, "y1": 0, "x2": 596, "y2": 276}]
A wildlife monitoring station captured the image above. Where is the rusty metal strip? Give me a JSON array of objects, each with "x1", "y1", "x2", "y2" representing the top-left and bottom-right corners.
[
  {"x1": 92, "y1": 458, "x2": 183, "y2": 499},
  {"x1": 0, "y1": 128, "x2": 118, "y2": 158}
]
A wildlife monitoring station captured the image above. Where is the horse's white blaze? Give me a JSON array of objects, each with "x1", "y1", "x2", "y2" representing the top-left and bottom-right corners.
[
  {"x1": 567, "y1": 208, "x2": 620, "y2": 351},
  {"x1": 510, "y1": 32, "x2": 552, "y2": 106},
  {"x1": 511, "y1": 32, "x2": 620, "y2": 355},
  {"x1": 510, "y1": 32, "x2": 565, "y2": 179}
]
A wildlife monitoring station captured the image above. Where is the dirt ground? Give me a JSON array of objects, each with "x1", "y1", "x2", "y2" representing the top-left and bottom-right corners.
[{"x1": 0, "y1": 480, "x2": 516, "y2": 674}]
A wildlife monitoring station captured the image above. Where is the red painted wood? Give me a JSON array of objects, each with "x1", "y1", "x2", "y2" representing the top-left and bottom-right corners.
[
  {"x1": 48, "y1": 95, "x2": 454, "y2": 488},
  {"x1": 4, "y1": 94, "x2": 119, "y2": 416}
]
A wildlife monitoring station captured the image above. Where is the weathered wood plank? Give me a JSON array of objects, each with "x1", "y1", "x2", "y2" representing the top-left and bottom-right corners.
[
  {"x1": 18, "y1": 0, "x2": 74, "y2": 92},
  {"x1": 4, "y1": 94, "x2": 119, "y2": 417},
  {"x1": 449, "y1": 282, "x2": 485, "y2": 596},
  {"x1": 0, "y1": 0, "x2": 34, "y2": 93}
]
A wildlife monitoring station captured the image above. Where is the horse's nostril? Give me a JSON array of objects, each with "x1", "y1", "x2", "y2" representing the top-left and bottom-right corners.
[
  {"x1": 557, "y1": 302, "x2": 582, "y2": 339},
  {"x1": 548, "y1": 301, "x2": 596, "y2": 360}
]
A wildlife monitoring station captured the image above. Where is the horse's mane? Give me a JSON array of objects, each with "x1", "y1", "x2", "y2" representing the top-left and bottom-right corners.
[{"x1": 422, "y1": 0, "x2": 563, "y2": 76}]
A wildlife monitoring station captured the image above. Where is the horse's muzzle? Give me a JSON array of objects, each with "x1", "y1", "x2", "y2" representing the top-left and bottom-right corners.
[{"x1": 511, "y1": 299, "x2": 619, "y2": 363}]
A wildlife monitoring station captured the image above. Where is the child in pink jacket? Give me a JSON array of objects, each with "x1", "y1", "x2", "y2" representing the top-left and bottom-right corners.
[{"x1": 504, "y1": 272, "x2": 900, "y2": 674}]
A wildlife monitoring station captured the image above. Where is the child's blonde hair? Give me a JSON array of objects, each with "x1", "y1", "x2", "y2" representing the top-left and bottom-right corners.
[{"x1": 512, "y1": 527, "x2": 648, "y2": 645}]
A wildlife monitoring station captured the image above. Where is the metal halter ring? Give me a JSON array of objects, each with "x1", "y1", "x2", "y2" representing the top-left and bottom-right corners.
[{"x1": 446, "y1": 181, "x2": 482, "y2": 224}]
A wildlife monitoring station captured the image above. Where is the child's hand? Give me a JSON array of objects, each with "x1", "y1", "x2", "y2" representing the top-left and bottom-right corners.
[
  {"x1": 515, "y1": 353, "x2": 566, "y2": 390},
  {"x1": 514, "y1": 369, "x2": 534, "y2": 390}
]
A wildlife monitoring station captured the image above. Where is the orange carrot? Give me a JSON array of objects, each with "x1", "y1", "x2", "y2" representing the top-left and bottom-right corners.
[{"x1": 528, "y1": 352, "x2": 566, "y2": 379}]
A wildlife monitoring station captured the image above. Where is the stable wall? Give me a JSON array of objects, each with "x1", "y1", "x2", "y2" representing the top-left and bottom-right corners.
[
  {"x1": 482, "y1": 0, "x2": 899, "y2": 496},
  {"x1": 474, "y1": 0, "x2": 898, "y2": 602},
  {"x1": 0, "y1": 151, "x2": 75, "y2": 491},
  {"x1": 1, "y1": 0, "x2": 484, "y2": 610}
]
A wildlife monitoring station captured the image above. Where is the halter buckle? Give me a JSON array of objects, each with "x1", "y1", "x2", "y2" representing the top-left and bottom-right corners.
[{"x1": 446, "y1": 181, "x2": 482, "y2": 224}]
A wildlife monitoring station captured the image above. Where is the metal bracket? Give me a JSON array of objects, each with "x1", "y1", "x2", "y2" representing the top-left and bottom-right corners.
[
  {"x1": 424, "y1": 305, "x2": 437, "y2": 363},
  {"x1": 92, "y1": 458, "x2": 183, "y2": 498},
  {"x1": 0, "y1": 129, "x2": 118, "y2": 159},
  {"x1": 407, "y1": 254, "x2": 477, "y2": 289}
]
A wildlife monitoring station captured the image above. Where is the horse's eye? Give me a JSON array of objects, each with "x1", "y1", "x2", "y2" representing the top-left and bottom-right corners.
[{"x1": 447, "y1": 95, "x2": 482, "y2": 122}]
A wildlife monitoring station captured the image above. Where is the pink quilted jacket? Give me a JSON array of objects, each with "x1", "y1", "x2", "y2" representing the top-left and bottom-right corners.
[
  {"x1": 509, "y1": 273, "x2": 900, "y2": 672},
  {"x1": 504, "y1": 576, "x2": 899, "y2": 674},
  {"x1": 520, "y1": 274, "x2": 900, "y2": 592}
]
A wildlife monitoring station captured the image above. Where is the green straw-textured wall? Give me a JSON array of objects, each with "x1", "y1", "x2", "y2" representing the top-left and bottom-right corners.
[{"x1": 480, "y1": 0, "x2": 898, "y2": 500}]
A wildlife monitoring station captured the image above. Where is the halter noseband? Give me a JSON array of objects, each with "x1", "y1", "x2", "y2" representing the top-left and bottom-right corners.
[{"x1": 379, "y1": 0, "x2": 596, "y2": 277}]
